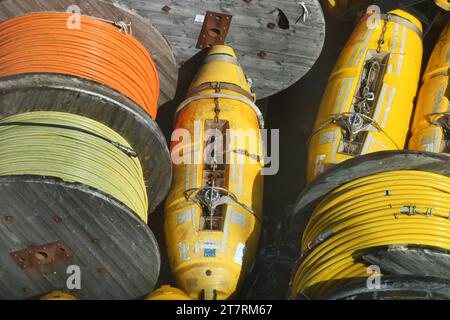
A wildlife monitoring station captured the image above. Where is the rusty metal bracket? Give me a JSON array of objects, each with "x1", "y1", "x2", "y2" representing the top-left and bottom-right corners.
[
  {"x1": 11, "y1": 241, "x2": 72, "y2": 270},
  {"x1": 196, "y1": 11, "x2": 233, "y2": 49}
]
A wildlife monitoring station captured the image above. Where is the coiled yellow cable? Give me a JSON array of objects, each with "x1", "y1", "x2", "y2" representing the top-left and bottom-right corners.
[
  {"x1": 0, "y1": 111, "x2": 148, "y2": 222},
  {"x1": 291, "y1": 170, "x2": 450, "y2": 299}
]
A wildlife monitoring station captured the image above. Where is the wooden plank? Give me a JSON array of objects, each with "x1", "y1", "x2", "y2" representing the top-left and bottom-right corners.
[
  {"x1": 361, "y1": 245, "x2": 450, "y2": 280},
  {"x1": 0, "y1": 0, "x2": 179, "y2": 107},
  {"x1": 0, "y1": 176, "x2": 160, "y2": 300},
  {"x1": 0, "y1": 74, "x2": 172, "y2": 214},
  {"x1": 119, "y1": 0, "x2": 326, "y2": 99}
]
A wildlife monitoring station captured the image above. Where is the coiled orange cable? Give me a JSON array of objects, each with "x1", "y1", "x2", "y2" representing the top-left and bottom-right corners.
[{"x1": 0, "y1": 12, "x2": 159, "y2": 119}]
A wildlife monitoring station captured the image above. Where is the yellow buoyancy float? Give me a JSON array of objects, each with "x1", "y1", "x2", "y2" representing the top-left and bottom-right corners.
[
  {"x1": 435, "y1": 0, "x2": 450, "y2": 11},
  {"x1": 307, "y1": 10, "x2": 423, "y2": 183},
  {"x1": 165, "y1": 45, "x2": 264, "y2": 300},
  {"x1": 40, "y1": 291, "x2": 78, "y2": 300},
  {"x1": 146, "y1": 285, "x2": 192, "y2": 300},
  {"x1": 409, "y1": 24, "x2": 449, "y2": 153},
  {"x1": 321, "y1": 0, "x2": 373, "y2": 21}
]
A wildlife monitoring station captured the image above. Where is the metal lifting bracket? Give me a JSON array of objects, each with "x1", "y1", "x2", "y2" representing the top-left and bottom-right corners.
[
  {"x1": 196, "y1": 11, "x2": 233, "y2": 49},
  {"x1": 11, "y1": 241, "x2": 72, "y2": 270}
]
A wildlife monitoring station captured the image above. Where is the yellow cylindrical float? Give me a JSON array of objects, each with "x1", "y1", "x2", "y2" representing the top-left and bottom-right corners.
[
  {"x1": 0, "y1": 111, "x2": 148, "y2": 222},
  {"x1": 409, "y1": 24, "x2": 449, "y2": 153},
  {"x1": 307, "y1": 10, "x2": 423, "y2": 183},
  {"x1": 165, "y1": 45, "x2": 265, "y2": 300},
  {"x1": 40, "y1": 291, "x2": 78, "y2": 300},
  {"x1": 146, "y1": 285, "x2": 192, "y2": 300},
  {"x1": 435, "y1": 0, "x2": 450, "y2": 11},
  {"x1": 290, "y1": 151, "x2": 450, "y2": 300}
]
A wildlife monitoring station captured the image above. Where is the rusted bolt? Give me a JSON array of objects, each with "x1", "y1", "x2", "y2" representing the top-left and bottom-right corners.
[
  {"x1": 4, "y1": 215, "x2": 14, "y2": 223},
  {"x1": 243, "y1": 0, "x2": 252, "y2": 3},
  {"x1": 258, "y1": 51, "x2": 267, "y2": 59},
  {"x1": 267, "y1": 22, "x2": 276, "y2": 29},
  {"x1": 52, "y1": 215, "x2": 62, "y2": 223},
  {"x1": 162, "y1": 5, "x2": 171, "y2": 12},
  {"x1": 91, "y1": 239, "x2": 100, "y2": 245},
  {"x1": 97, "y1": 267, "x2": 108, "y2": 275}
]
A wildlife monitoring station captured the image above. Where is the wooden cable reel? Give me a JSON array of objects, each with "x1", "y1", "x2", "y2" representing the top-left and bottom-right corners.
[{"x1": 0, "y1": 0, "x2": 178, "y2": 300}]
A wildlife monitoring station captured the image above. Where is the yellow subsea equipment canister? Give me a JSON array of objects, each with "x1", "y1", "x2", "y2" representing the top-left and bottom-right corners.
[
  {"x1": 40, "y1": 291, "x2": 78, "y2": 300},
  {"x1": 307, "y1": 10, "x2": 423, "y2": 183},
  {"x1": 435, "y1": 0, "x2": 450, "y2": 11},
  {"x1": 146, "y1": 285, "x2": 192, "y2": 300},
  {"x1": 321, "y1": 0, "x2": 373, "y2": 21},
  {"x1": 409, "y1": 24, "x2": 449, "y2": 153},
  {"x1": 165, "y1": 45, "x2": 265, "y2": 300}
]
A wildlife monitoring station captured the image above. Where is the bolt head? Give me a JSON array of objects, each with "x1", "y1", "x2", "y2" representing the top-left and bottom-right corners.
[{"x1": 258, "y1": 51, "x2": 268, "y2": 59}]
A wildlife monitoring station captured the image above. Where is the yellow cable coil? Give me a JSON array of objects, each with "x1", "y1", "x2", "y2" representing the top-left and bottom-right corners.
[
  {"x1": 291, "y1": 170, "x2": 450, "y2": 299},
  {"x1": 0, "y1": 111, "x2": 148, "y2": 222}
]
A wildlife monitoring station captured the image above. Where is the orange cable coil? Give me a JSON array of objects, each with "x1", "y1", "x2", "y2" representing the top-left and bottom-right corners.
[{"x1": 0, "y1": 12, "x2": 159, "y2": 118}]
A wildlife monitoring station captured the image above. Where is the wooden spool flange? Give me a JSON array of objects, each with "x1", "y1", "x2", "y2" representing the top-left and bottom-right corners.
[
  {"x1": 0, "y1": 176, "x2": 160, "y2": 300},
  {"x1": 118, "y1": 0, "x2": 326, "y2": 99}
]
